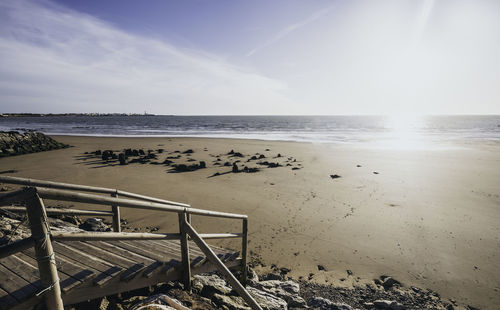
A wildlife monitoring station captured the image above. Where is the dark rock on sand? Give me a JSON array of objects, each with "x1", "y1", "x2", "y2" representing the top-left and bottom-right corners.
[
  {"x1": 118, "y1": 153, "x2": 127, "y2": 165},
  {"x1": 381, "y1": 276, "x2": 400, "y2": 290},
  {"x1": 172, "y1": 162, "x2": 206, "y2": 172},
  {"x1": 330, "y1": 174, "x2": 341, "y2": 179},
  {"x1": 101, "y1": 150, "x2": 113, "y2": 161},
  {"x1": 243, "y1": 166, "x2": 259, "y2": 173},
  {"x1": 232, "y1": 163, "x2": 239, "y2": 173},
  {"x1": 79, "y1": 218, "x2": 110, "y2": 232},
  {"x1": 183, "y1": 149, "x2": 194, "y2": 154}
]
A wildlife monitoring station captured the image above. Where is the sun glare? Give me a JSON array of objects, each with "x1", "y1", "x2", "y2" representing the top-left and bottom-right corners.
[{"x1": 382, "y1": 114, "x2": 426, "y2": 150}]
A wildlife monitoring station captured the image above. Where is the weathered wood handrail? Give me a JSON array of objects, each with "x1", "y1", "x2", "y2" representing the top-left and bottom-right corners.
[
  {"x1": 1, "y1": 206, "x2": 114, "y2": 217},
  {"x1": 50, "y1": 231, "x2": 243, "y2": 241},
  {"x1": 35, "y1": 187, "x2": 248, "y2": 219},
  {"x1": 0, "y1": 176, "x2": 189, "y2": 207}
]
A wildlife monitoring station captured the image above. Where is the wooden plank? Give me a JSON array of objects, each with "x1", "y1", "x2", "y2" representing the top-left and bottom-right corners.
[
  {"x1": 127, "y1": 240, "x2": 182, "y2": 261},
  {"x1": 19, "y1": 250, "x2": 94, "y2": 293},
  {"x1": 88, "y1": 241, "x2": 155, "y2": 265},
  {"x1": 190, "y1": 256, "x2": 205, "y2": 268},
  {"x1": 64, "y1": 241, "x2": 136, "y2": 268},
  {"x1": 149, "y1": 240, "x2": 205, "y2": 257},
  {"x1": 142, "y1": 262, "x2": 163, "y2": 278},
  {"x1": 114, "y1": 241, "x2": 170, "y2": 262},
  {"x1": 49, "y1": 243, "x2": 122, "y2": 287},
  {"x1": 93, "y1": 266, "x2": 122, "y2": 287},
  {"x1": 120, "y1": 263, "x2": 146, "y2": 282},
  {"x1": 0, "y1": 287, "x2": 18, "y2": 310},
  {"x1": 0, "y1": 264, "x2": 38, "y2": 302},
  {"x1": 51, "y1": 243, "x2": 116, "y2": 273},
  {"x1": 161, "y1": 259, "x2": 181, "y2": 274},
  {"x1": 0, "y1": 255, "x2": 43, "y2": 289}
]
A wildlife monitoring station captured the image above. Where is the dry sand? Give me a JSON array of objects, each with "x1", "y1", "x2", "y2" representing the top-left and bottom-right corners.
[{"x1": 0, "y1": 136, "x2": 499, "y2": 309}]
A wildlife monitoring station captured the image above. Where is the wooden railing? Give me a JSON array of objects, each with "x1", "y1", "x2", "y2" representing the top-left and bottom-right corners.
[{"x1": 0, "y1": 176, "x2": 260, "y2": 310}]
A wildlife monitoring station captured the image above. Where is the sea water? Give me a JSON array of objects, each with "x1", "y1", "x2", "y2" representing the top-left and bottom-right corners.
[{"x1": 0, "y1": 115, "x2": 499, "y2": 149}]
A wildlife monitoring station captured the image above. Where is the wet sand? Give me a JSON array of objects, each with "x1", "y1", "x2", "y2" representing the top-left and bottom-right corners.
[{"x1": 0, "y1": 135, "x2": 499, "y2": 309}]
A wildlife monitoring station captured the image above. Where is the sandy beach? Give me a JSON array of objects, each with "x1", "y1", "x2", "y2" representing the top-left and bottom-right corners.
[{"x1": 0, "y1": 135, "x2": 499, "y2": 309}]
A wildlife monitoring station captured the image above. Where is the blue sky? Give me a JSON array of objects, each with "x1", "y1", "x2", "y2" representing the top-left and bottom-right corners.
[{"x1": 1, "y1": 0, "x2": 499, "y2": 115}]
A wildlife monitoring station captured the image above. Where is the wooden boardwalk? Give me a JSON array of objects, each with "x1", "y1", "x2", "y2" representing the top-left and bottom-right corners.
[
  {"x1": 0, "y1": 176, "x2": 262, "y2": 310},
  {"x1": 0, "y1": 239, "x2": 239, "y2": 309}
]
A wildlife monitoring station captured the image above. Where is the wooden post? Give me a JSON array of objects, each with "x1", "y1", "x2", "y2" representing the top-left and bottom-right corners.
[
  {"x1": 178, "y1": 212, "x2": 191, "y2": 290},
  {"x1": 25, "y1": 190, "x2": 64, "y2": 310},
  {"x1": 111, "y1": 192, "x2": 121, "y2": 232},
  {"x1": 241, "y1": 218, "x2": 248, "y2": 286},
  {"x1": 184, "y1": 222, "x2": 262, "y2": 310}
]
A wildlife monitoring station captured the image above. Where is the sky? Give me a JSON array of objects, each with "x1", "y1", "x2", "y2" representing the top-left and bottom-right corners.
[{"x1": 0, "y1": 0, "x2": 499, "y2": 115}]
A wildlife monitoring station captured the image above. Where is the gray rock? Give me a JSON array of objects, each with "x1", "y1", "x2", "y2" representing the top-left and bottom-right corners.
[
  {"x1": 373, "y1": 300, "x2": 405, "y2": 310},
  {"x1": 247, "y1": 267, "x2": 260, "y2": 285},
  {"x1": 309, "y1": 297, "x2": 354, "y2": 310},
  {"x1": 79, "y1": 218, "x2": 110, "y2": 232},
  {"x1": 247, "y1": 286, "x2": 288, "y2": 310},
  {"x1": 129, "y1": 294, "x2": 182, "y2": 310},
  {"x1": 213, "y1": 294, "x2": 251, "y2": 310},
  {"x1": 193, "y1": 274, "x2": 233, "y2": 297},
  {"x1": 254, "y1": 280, "x2": 306, "y2": 308}
]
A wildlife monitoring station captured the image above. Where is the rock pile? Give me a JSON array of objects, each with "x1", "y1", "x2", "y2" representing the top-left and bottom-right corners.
[{"x1": 0, "y1": 131, "x2": 69, "y2": 157}]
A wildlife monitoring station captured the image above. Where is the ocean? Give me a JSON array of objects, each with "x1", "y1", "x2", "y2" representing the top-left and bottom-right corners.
[{"x1": 0, "y1": 115, "x2": 499, "y2": 149}]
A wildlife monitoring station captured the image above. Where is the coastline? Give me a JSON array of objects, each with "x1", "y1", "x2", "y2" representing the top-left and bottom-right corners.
[{"x1": 1, "y1": 135, "x2": 499, "y2": 309}]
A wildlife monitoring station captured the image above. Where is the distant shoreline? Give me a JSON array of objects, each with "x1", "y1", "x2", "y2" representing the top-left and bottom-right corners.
[{"x1": 0, "y1": 113, "x2": 156, "y2": 117}]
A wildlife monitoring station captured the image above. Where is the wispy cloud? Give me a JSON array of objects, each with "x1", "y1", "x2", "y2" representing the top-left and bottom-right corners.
[
  {"x1": 246, "y1": 4, "x2": 335, "y2": 57},
  {"x1": 0, "y1": 0, "x2": 293, "y2": 114}
]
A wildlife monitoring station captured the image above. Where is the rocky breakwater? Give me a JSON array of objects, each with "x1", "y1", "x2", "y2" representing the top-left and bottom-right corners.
[{"x1": 0, "y1": 131, "x2": 69, "y2": 157}]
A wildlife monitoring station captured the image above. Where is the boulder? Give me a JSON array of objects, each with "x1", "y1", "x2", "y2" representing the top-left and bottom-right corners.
[
  {"x1": 253, "y1": 280, "x2": 306, "y2": 308},
  {"x1": 232, "y1": 163, "x2": 239, "y2": 173},
  {"x1": 246, "y1": 287, "x2": 288, "y2": 310},
  {"x1": 373, "y1": 300, "x2": 405, "y2": 310},
  {"x1": 213, "y1": 294, "x2": 250, "y2": 310},
  {"x1": 129, "y1": 294, "x2": 185, "y2": 310},
  {"x1": 309, "y1": 297, "x2": 354, "y2": 310},
  {"x1": 79, "y1": 218, "x2": 110, "y2": 232},
  {"x1": 192, "y1": 274, "x2": 233, "y2": 297}
]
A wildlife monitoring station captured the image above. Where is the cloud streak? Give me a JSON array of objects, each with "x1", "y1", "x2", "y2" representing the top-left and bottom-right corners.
[
  {"x1": 0, "y1": 0, "x2": 293, "y2": 114},
  {"x1": 246, "y1": 4, "x2": 335, "y2": 57}
]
